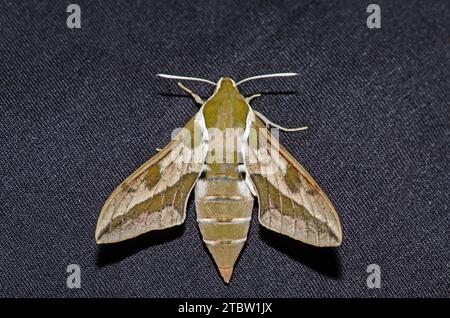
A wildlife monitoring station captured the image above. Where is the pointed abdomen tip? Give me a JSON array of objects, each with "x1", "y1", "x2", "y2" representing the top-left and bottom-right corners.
[{"x1": 219, "y1": 268, "x2": 233, "y2": 284}]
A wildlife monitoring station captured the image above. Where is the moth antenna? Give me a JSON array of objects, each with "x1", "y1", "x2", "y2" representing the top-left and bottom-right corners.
[
  {"x1": 156, "y1": 74, "x2": 216, "y2": 86},
  {"x1": 254, "y1": 110, "x2": 308, "y2": 132},
  {"x1": 236, "y1": 73, "x2": 298, "y2": 86}
]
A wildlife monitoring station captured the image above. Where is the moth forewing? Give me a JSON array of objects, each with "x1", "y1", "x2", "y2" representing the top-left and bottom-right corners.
[
  {"x1": 95, "y1": 112, "x2": 207, "y2": 244},
  {"x1": 244, "y1": 115, "x2": 342, "y2": 247}
]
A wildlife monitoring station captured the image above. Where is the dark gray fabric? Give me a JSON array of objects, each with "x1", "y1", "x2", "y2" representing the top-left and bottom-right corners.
[{"x1": 0, "y1": 0, "x2": 448, "y2": 297}]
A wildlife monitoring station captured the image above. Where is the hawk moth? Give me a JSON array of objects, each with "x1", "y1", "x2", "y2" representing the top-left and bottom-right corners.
[{"x1": 95, "y1": 73, "x2": 342, "y2": 283}]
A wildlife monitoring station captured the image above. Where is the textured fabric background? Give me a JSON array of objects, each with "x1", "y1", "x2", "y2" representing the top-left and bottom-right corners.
[{"x1": 0, "y1": 0, "x2": 448, "y2": 297}]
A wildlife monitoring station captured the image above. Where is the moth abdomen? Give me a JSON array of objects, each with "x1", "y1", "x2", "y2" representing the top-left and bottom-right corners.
[{"x1": 194, "y1": 175, "x2": 253, "y2": 283}]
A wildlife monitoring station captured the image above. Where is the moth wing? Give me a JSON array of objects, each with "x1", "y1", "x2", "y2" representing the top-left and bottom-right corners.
[
  {"x1": 96, "y1": 112, "x2": 207, "y2": 244},
  {"x1": 244, "y1": 112, "x2": 342, "y2": 247}
]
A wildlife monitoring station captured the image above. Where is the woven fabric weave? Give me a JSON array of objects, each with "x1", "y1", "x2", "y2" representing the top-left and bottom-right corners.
[{"x1": 0, "y1": 0, "x2": 448, "y2": 297}]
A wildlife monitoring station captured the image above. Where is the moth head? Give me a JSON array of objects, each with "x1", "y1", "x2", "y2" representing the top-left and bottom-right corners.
[{"x1": 217, "y1": 77, "x2": 237, "y2": 89}]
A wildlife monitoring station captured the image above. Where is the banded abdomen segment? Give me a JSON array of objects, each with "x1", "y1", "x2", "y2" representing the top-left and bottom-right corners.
[{"x1": 194, "y1": 164, "x2": 254, "y2": 283}]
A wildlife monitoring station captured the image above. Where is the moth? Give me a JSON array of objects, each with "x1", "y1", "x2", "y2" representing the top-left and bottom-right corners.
[{"x1": 95, "y1": 73, "x2": 342, "y2": 284}]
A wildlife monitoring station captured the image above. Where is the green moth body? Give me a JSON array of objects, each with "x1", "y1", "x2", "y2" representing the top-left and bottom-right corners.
[
  {"x1": 96, "y1": 74, "x2": 342, "y2": 284},
  {"x1": 196, "y1": 79, "x2": 253, "y2": 282}
]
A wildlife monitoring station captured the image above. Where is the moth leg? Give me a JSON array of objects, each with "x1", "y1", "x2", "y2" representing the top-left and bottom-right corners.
[
  {"x1": 245, "y1": 94, "x2": 261, "y2": 104},
  {"x1": 177, "y1": 82, "x2": 204, "y2": 105},
  {"x1": 254, "y1": 110, "x2": 308, "y2": 132}
]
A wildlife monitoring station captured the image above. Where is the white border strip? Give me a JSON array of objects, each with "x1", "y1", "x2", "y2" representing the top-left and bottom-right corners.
[{"x1": 197, "y1": 217, "x2": 251, "y2": 224}]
